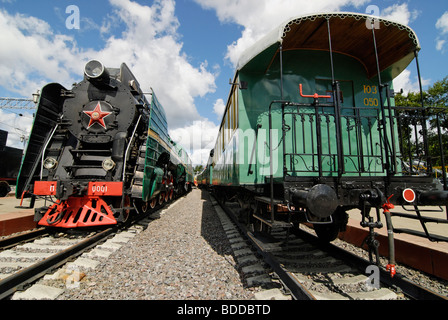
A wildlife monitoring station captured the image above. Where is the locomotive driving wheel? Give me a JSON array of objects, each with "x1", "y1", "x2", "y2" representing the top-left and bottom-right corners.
[
  {"x1": 150, "y1": 197, "x2": 157, "y2": 209},
  {"x1": 121, "y1": 195, "x2": 131, "y2": 222},
  {"x1": 158, "y1": 192, "x2": 165, "y2": 205},
  {"x1": 135, "y1": 196, "x2": 158, "y2": 214},
  {"x1": 134, "y1": 199, "x2": 150, "y2": 215}
]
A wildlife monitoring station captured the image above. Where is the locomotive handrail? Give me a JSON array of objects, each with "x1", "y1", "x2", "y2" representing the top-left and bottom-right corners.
[
  {"x1": 247, "y1": 123, "x2": 262, "y2": 175},
  {"x1": 268, "y1": 100, "x2": 292, "y2": 225},
  {"x1": 40, "y1": 121, "x2": 61, "y2": 180}
]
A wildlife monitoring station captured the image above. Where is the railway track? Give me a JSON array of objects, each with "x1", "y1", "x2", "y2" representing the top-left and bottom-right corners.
[
  {"x1": 213, "y1": 196, "x2": 448, "y2": 301},
  {"x1": 0, "y1": 213, "x2": 153, "y2": 299}
]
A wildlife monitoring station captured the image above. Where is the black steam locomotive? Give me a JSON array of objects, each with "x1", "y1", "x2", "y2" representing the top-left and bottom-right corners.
[{"x1": 16, "y1": 60, "x2": 193, "y2": 228}]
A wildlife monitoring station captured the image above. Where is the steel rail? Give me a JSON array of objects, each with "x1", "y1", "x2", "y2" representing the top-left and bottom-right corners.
[
  {"x1": 0, "y1": 195, "x2": 166, "y2": 300},
  {"x1": 292, "y1": 228, "x2": 448, "y2": 301},
  {"x1": 0, "y1": 227, "x2": 115, "y2": 299},
  {"x1": 214, "y1": 196, "x2": 315, "y2": 300},
  {"x1": 0, "y1": 229, "x2": 49, "y2": 251},
  {"x1": 246, "y1": 231, "x2": 316, "y2": 300},
  {"x1": 215, "y1": 194, "x2": 446, "y2": 300}
]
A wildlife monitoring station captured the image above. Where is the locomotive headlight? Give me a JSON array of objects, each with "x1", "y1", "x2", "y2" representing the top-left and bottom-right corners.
[
  {"x1": 84, "y1": 60, "x2": 107, "y2": 80},
  {"x1": 43, "y1": 157, "x2": 58, "y2": 170},
  {"x1": 102, "y1": 158, "x2": 116, "y2": 171}
]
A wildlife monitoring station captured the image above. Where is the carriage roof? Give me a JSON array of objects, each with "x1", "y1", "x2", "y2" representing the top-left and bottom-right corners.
[{"x1": 237, "y1": 12, "x2": 420, "y2": 79}]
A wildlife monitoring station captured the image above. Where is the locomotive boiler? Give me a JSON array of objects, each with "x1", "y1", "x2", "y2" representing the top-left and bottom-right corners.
[{"x1": 16, "y1": 60, "x2": 193, "y2": 228}]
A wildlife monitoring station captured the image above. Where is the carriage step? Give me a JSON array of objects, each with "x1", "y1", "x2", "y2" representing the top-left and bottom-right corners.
[
  {"x1": 254, "y1": 196, "x2": 283, "y2": 205},
  {"x1": 137, "y1": 157, "x2": 146, "y2": 165},
  {"x1": 253, "y1": 214, "x2": 293, "y2": 229}
]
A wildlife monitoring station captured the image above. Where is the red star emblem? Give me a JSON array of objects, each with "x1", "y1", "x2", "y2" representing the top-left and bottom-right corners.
[{"x1": 83, "y1": 102, "x2": 112, "y2": 129}]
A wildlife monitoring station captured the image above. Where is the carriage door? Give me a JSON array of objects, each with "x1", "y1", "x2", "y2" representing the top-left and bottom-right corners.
[
  {"x1": 315, "y1": 79, "x2": 358, "y2": 175},
  {"x1": 315, "y1": 79, "x2": 355, "y2": 110},
  {"x1": 284, "y1": 79, "x2": 358, "y2": 177}
]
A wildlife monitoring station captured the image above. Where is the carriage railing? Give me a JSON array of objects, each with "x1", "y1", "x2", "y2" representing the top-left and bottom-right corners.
[
  {"x1": 265, "y1": 99, "x2": 448, "y2": 242},
  {"x1": 269, "y1": 100, "x2": 447, "y2": 182},
  {"x1": 282, "y1": 104, "x2": 386, "y2": 176}
]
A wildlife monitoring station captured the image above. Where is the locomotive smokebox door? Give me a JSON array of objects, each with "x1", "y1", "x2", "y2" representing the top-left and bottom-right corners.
[
  {"x1": 81, "y1": 101, "x2": 115, "y2": 132},
  {"x1": 63, "y1": 80, "x2": 137, "y2": 144}
]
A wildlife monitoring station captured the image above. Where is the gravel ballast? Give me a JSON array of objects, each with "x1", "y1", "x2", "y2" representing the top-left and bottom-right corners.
[
  {"x1": 52, "y1": 188, "x2": 447, "y2": 300},
  {"x1": 59, "y1": 189, "x2": 258, "y2": 300}
]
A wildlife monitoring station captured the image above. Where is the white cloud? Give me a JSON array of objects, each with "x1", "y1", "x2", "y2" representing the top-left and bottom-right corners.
[
  {"x1": 0, "y1": 110, "x2": 34, "y2": 148},
  {"x1": 436, "y1": 11, "x2": 448, "y2": 52},
  {"x1": 436, "y1": 39, "x2": 446, "y2": 51},
  {"x1": 393, "y1": 69, "x2": 430, "y2": 95},
  {"x1": 381, "y1": 3, "x2": 420, "y2": 26},
  {"x1": 90, "y1": 0, "x2": 217, "y2": 128},
  {"x1": 213, "y1": 98, "x2": 226, "y2": 119},
  {"x1": 169, "y1": 119, "x2": 219, "y2": 165},
  {"x1": 0, "y1": 0, "x2": 217, "y2": 130},
  {"x1": 194, "y1": 0, "x2": 369, "y2": 67},
  {"x1": 0, "y1": 9, "x2": 83, "y2": 97},
  {"x1": 436, "y1": 11, "x2": 448, "y2": 34}
]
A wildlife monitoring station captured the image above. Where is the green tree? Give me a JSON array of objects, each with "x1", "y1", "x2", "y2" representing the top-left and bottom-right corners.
[
  {"x1": 427, "y1": 76, "x2": 448, "y2": 108},
  {"x1": 194, "y1": 165, "x2": 204, "y2": 175},
  {"x1": 427, "y1": 76, "x2": 448, "y2": 130},
  {"x1": 426, "y1": 77, "x2": 448, "y2": 168},
  {"x1": 395, "y1": 76, "x2": 448, "y2": 168}
]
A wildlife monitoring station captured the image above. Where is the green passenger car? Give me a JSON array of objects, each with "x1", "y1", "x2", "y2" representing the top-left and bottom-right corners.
[
  {"x1": 207, "y1": 13, "x2": 448, "y2": 271},
  {"x1": 212, "y1": 13, "x2": 414, "y2": 186},
  {"x1": 139, "y1": 90, "x2": 194, "y2": 208}
]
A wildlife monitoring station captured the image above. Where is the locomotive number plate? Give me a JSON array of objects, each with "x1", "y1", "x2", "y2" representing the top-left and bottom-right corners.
[
  {"x1": 88, "y1": 182, "x2": 123, "y2": 196},
  {"x1": 34, "y1": 181, "x2": 58, "y2": 196}
]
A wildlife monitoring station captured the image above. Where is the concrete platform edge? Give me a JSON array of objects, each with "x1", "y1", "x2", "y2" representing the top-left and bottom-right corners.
[{"x1": 0, "y1": 213, "x2": 37, "y2": 237}]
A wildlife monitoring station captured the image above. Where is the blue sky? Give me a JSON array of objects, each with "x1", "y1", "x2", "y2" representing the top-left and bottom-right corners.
[{"x1": 0, "y1": 0, "x2": 447, "y2": 165}]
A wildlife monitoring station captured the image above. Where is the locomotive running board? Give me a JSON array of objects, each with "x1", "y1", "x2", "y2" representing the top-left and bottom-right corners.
[{"x1": 38, "y1": 196, "x2": 117, "y2": 228}]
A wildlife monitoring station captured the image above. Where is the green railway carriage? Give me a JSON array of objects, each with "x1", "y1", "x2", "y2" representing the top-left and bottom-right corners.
[
  {"x1": 140, "y1": 90, "x2": 194, "y2": 207},
  {"x1": 197, "y1": 152, "x2": 214, "y2": 187},
  {"x1": 207, "y1": 13, "x2": 448, "y2": 274},
  {"x1": 212, "y1": 13, "x2": 417, "y2": 186}
]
